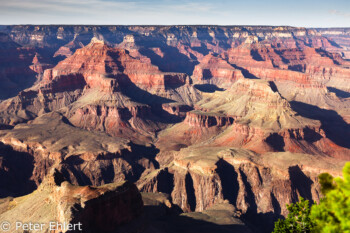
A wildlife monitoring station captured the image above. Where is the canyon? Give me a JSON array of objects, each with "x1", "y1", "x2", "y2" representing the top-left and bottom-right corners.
[{"x1": 0, "y1": 25, "x2": 349, "y2": 232}]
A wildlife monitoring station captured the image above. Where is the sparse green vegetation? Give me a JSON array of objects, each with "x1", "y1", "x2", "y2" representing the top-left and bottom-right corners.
[
  {"x1": 273, "y1": 162, "x2": 350, "y2": 233},
  {"x1": 272, "y1": 197, "x2": 315, "y2": 233},
  {"x1": 311, "y1": 162, "x2": 350, "y2": 233}
]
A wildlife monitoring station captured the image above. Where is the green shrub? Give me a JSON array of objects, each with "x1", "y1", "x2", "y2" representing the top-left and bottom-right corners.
[
  {"x1": 273, "y1": 162, "x2": 350, "y2": 233},
  {"x1": 273, "y1": 197, "x2": 315, "y2": 233},
  {"x1": 311, "y1": 162, "x2": 350, "y2": 233}
]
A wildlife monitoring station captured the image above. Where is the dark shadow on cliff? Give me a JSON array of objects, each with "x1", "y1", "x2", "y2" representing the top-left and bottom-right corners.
[
  {"x1": 131, "y1": 205, "x2": 257, "y2": 233},
  {"x1": 139, "y1": 46, "x2": 198, "y2": 75},
  {"x1": 216, "y1": 159, "x2": 239, "y2": 204},
  {"x1": 117, "y1": 74, "x2": 174, "y2": 105},
  {"x1": 0, "y1": 64, "x2": 37, "y2": 100},
  {"x1": 265, "y1": 133, "x2": 285, "y2": 151},
  {"x1": 155, "y1": 168, "x2": 175, "y2": 195},
  {"x1": 268, "y1": 81, "x2": 279, "y2": 92},
  {"x1": 289, "y1": 165, "x2": 313, "y2": 201},
  {"x1": 242, "y1": 211, "x2": 282, "y2": 233},
  {"x1": 250, "y1": 49, "x2": 265, "y2": 61},
  {"x1": 290, "y1": 101, "x2": 350, "y2": 149},
  {"x1": 239, "y1": 169, "x2": 257, "y2": 216},
  {"x1": 194, "y1": 84, "x2": 225, "y2": 93},
  {"x1": 238, "y1": 169, "x2": 283, "y2": 233},
  {"x1": 121, "y1": 143, "x2": 160, "y2": 183},
  {"x1": 152, "y1": 104, "x2": 184, "y2": 124},
  {"x1": 322, "y1": 39, "x2": 342, "y2": 49},
  {"x1": 0, "y1": 142, "x2": 36, "y2": 198},
  {"x1": 202, "y1": 69, "x2": 213, "y2": 80},
  {"x1": 327, "y1": 87, "x2": 350, "y2": 98},
  {"x1": 230, "y1": 64, "x2": 260, "y2": 79},
  {"x1": 273, "y1": 49, "x2": 291, "y2": 64},
  {"x1": 165, "y1": 214, "x2": 255, "y2": 233},
  {"x1": 191, "y1": 44, "x2": 210, "y2": 56},
  {"x1": 59, "y1": 143, "x2": 160, "y2": 186},
  {"x1": 0, "y1": 124, "x2": 14, "y2": 130},
  {"x1": 185, "y1": 172, "x2": 197, "y2": 211},
  {"x1": 117, "y1": 74, "x2": 184, "y2": 124},
  {"x1": 60, "y1": 156, "x2": 93, "y2": 186},
  {"x1": 302, "y1": 127, "x2": 323, "y2": 143},
  {"x1": 271, "y1": 193, "x2": 281, "y2": 216},
  {"x1": 315, "y1": 48, "x2": 342, "y2": 64}
]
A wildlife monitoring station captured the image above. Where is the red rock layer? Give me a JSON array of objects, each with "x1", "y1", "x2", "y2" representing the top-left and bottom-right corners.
[
  {"x1": 185, "y1": 111, "x2": 234, "y2": 128},
  {"x1": 69, "y1": 104, "x2": 161, "y2": 141},
  {"x1": 192, "y1": 54, "x2": 244, "y2": 87},
  {"x1": 44, "y1": 39, "x2": 190, "y2": 92}
]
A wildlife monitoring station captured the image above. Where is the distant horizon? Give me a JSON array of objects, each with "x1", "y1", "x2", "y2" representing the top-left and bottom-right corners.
[
  {"x1": 0, "y1": 0, "x2": 349, "y2": 27},
  {"x1": 1, "y1": 24, "x2": 350, "y2": 29}
]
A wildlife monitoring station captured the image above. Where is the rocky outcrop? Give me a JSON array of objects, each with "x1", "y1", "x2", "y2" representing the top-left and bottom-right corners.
[
  {"x1": 138, "y1": 146, "x2": 346, "y2": 232},
  {"x1": 161, "y1": 103, "x2": 193, "y2": 118},
  {"x1": 47, "y1": 38, "x2": 192, "y2": 92},
  {"x1": 68, "y1": 102, "x2": 162, "y2": 142},
  {"x1": 156, "y1": 78, "x2": 348, "y2": 156},
  {"x1": 0, "y1": 112, "x2": 159, "y2": 190},
  {"x1": 192, "y1": 54, "x2": 244, "y2": 88},
  {"x1": 29, "y1": 53, "x2": 53, "y2": 74},
  {"x1": 195, "y1": 78, "x2": 320, "y2": 131},
  {"x1": 0, "y1": 38, "x2": 200, "y2": 139},
  {"x1": 185, "y1": 110, "x2": 234, "y2": 127},
  {"x1": 0, "y1": 169, "x2": 143, "y2": 233}
]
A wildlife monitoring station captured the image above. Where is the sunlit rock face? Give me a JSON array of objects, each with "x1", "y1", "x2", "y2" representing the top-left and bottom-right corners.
[{"x1": 0, "y1": 25, "x2": 350, "y2": 233}]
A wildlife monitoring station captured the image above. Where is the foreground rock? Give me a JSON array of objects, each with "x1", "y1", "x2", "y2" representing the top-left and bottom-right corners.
[
  {"x1": 0, "y1": 169, "x2": 143, "y2": 233},
  {"x1": 0, "y1": 112, "x2": 159, "y2": 197},
  {"x1": 138, "y1": 146, "x2": 345, "y2": 232}
]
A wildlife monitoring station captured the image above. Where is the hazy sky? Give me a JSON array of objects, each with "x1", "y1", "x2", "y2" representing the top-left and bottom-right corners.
[{"x1": 0, "y1": 0, "x2": 349, "y2": 27}]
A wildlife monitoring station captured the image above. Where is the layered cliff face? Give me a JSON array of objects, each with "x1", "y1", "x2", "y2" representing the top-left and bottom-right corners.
[
  {"x1": 157, "y1": 78, "x2": 342, "y2": 156},
  {"x1": 0, "y1": 37, "x2": 200, "y2": 140},
  {"x1": 43, "y1": 37, "x2": 201, "y2": 102},
  {"x1": 137, "y1": 146, "x2": 345, "y2": 232},
  {"x1": 196, "y1": 79, "x2": 310, "y2": 131},
  {"x1": 0, "y1": 25, "x2": 350, "y2": 233},
  {"x1": 315, "y1": 28, "x2": 350, "y2": 59},
  {"x1": 192, "y1": 54, "x2": 244, "y2": 88},
  {"x1": 0, "y1": 112, "x2": 161, "y2": 192},
  {"x1": 0, "y1": 170, "x2": 253, "y2": 233}
]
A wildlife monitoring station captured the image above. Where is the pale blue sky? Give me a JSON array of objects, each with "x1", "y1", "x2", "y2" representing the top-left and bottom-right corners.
[{"x1": 0, "y1": 0, "x2": 349, "y2": 27}]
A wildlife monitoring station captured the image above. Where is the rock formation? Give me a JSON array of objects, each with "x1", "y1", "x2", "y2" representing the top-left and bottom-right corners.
[
  {"x1": 138, "y1": 146, "x2": 345, "y2": 232},
  {"x1": 0, "y1": 169, "x2": 143, "y2": 233}
]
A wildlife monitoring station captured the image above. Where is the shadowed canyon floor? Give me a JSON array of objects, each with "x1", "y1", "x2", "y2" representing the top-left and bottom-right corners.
[{"x1": 0, "y1": 25, "x2": 350, "y2": 232}]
